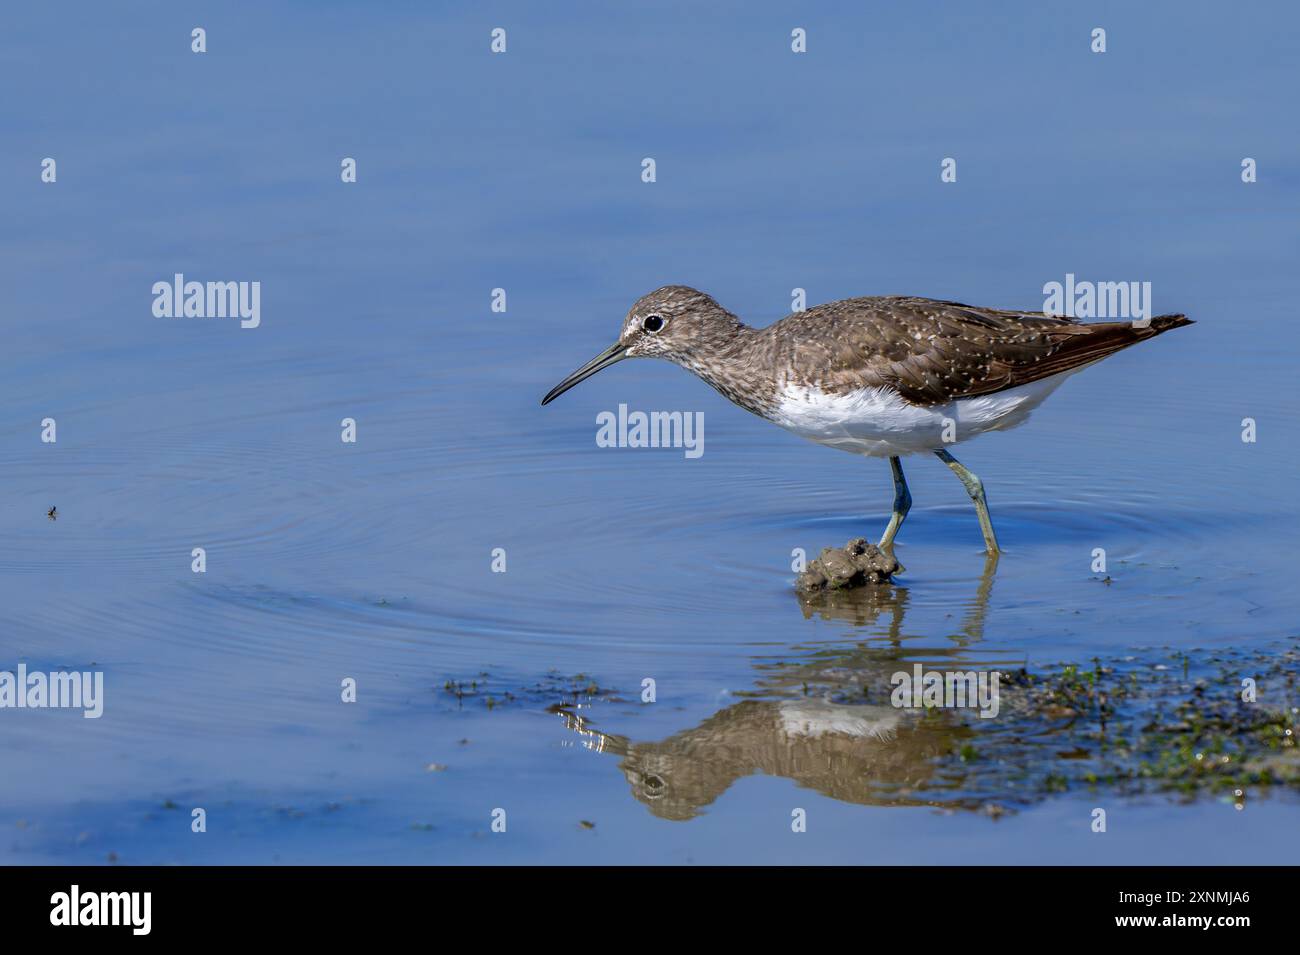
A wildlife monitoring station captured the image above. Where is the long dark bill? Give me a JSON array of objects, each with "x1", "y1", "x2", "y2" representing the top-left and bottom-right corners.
[{"x1": 540, "y1": 341, "x2": 628, "y2": 405}]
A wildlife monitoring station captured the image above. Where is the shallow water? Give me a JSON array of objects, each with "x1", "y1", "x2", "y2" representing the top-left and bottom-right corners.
[{"x1": 3, "y1": 1, "x2": 1299, "y2": 864}]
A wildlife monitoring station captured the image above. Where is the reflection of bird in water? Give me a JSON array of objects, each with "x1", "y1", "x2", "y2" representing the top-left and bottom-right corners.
[
  {"x1": 569, "y1": 699, "x2": 964, "y2": 821},
  {"x1": 557, "y1": 557, "x2": 1010, "y2": 819}
]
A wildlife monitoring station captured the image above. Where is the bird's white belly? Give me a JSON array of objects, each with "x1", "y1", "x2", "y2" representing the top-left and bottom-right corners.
[
  {"x1": 777, "y1": 700, "x2": 901, "y2": 741},
  {"x1": 770, "y1": 369, "x2": 1079, "y2": 457}
]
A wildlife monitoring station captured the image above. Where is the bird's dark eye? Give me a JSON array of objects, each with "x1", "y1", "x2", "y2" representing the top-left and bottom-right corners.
[{"x1": 642, "y1": 314, "x2": 665, "y2": 334}]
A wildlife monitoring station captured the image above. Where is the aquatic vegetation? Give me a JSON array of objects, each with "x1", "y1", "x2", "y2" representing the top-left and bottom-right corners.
[
  {"x1": 440, "y1": 670, "x2": 622, "y2": 711},
  {"x1": 983, "y1": 646, "x2": 1299, "y2": 802}
]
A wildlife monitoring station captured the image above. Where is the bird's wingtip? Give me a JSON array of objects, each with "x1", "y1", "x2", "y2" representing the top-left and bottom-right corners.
[{"x1": 1152, "y1": 313, "x2": 1193, "y2": 330}]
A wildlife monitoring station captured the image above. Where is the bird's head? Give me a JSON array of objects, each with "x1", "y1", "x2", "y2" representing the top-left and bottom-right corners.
[{"x1": 540, "y1": 285, "x2": 741, "y2": 405}]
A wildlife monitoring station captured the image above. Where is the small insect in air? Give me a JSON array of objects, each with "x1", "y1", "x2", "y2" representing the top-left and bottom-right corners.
[{"x1": 47, "y1": 506, "x2": 57, "y2": 521}]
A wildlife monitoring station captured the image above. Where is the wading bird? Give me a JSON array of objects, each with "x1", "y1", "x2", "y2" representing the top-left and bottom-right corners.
[{"x1": 542, "y1": 286, "x2": 1191, "y2": 556}]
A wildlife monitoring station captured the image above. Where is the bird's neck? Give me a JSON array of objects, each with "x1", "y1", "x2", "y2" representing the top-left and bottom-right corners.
[{"x1": 670, "y1": 323, "x2": 776, "y2": 418}]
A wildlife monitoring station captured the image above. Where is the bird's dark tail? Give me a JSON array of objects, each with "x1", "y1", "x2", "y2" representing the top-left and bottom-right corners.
[
  {"x1": 1000, "y1": 312, "x2": 1193, "y2": 385},
  {"x1": 1149, "y1": 313, "x2": 1194, "y2": 333}
]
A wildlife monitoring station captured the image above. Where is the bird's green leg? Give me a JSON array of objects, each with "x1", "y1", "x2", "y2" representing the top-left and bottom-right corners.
[
  {"x1": 878, "y1": 455, "x2": 911, "y2": 551},
  {"x1": 933, "y1": 449, "x2": 1000, "y2": 555}
]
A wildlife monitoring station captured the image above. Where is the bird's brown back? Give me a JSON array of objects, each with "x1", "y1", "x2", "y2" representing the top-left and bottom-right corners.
[{"x1": 753, "y1": 296, "x2": 1192, "y2": 406}]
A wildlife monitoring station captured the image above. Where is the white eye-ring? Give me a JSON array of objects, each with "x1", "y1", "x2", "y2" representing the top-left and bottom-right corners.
[{"x1": 642, "y1": 314, "x2": 666, "y2": 334}]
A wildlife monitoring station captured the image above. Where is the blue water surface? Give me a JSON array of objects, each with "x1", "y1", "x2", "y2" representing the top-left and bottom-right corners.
[{"x1": 1, "y1": 1, "x2": 1297, "y2": 864}]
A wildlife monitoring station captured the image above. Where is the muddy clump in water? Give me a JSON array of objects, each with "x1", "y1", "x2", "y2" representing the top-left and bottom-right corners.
[{"x1": 795, "y1": 538, "x2": 899, "y2": 593}]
